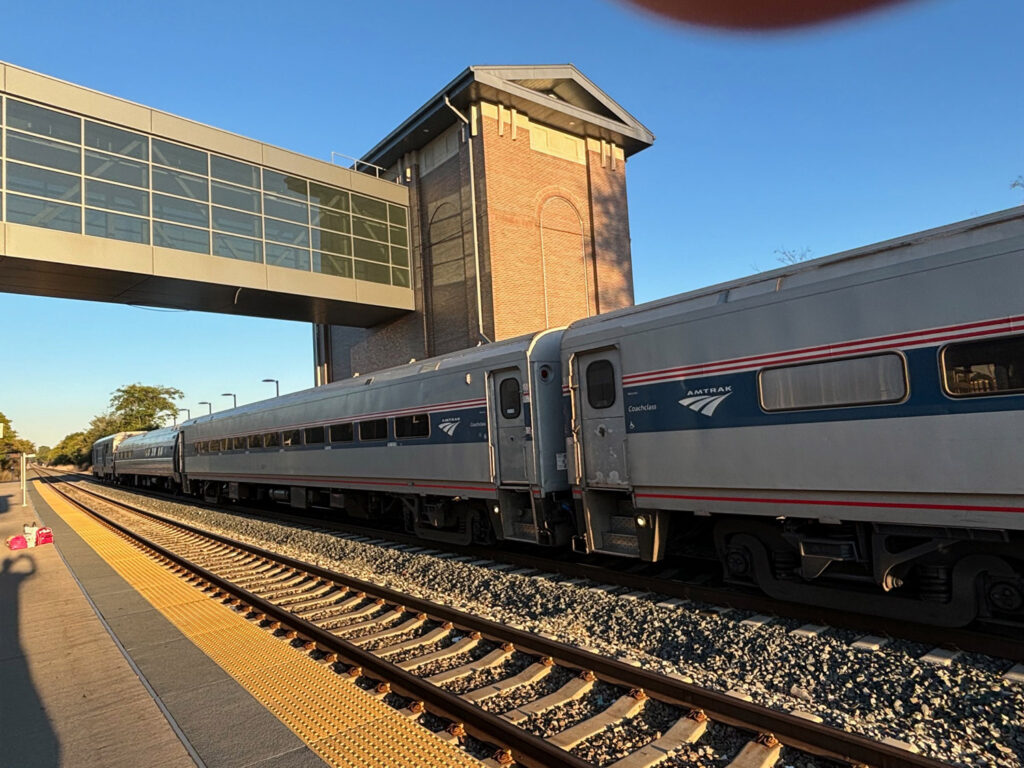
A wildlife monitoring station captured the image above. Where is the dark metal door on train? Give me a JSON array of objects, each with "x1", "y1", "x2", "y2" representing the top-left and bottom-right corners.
[
  {"x1": 574, "y1": 350, "x2": 630, "y2": 487},
  {"x1": 491, "y1": 369, "x2": 529, "y2": 485}
]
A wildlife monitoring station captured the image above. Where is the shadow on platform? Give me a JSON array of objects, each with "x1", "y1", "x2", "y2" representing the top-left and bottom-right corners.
[{"x1": 0, "y1": 552, "x2": 61, "y2": 765}]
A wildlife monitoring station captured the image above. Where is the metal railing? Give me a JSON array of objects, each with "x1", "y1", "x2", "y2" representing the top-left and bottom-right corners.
[{"x1": 329, "y1": 151, "x2": 397, "y2": 183}]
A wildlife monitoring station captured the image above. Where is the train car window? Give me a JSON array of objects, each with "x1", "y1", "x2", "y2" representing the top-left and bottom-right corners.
[
  {"x1": 760, "y1": 353, "x2": 906, "y2": 411},
  {"x1": 263, "y1": 432, "x2": 281, "y2": 448},
  {"x1": 247, "y1": 434, "x2": 262, "y2": 449},
  {"x1": 304, "y1": 426, "x2": 325, "y2": 445},
  {"x1": 942, "y1": 335, "x2": 1024, "y2": 397},
  {"x1": 329, "y1": 423, "x2": 354, "y2": 443},
  {"x1": 395, "y1": 413, "x2": 429, "y2": 439},
  {"x1": 194, "y1": 442, "x2": 203, "y2": 454},
  {"x1": 499, "y1": 378, "x2": 521, "y2": 419},
  {"x1": 282, "y1": 429, "x2": 302, "y2": 447},
  {"x1": 359, "y1": 419, "x2": 388, "y2": 441},
  {"x1": 586, "y1": 360, "x2": 616, "y2": 409}
]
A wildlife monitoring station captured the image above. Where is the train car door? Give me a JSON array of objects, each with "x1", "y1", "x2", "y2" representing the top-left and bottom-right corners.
[
  {"x1": 491, "y1": 368, "x2": 529, "y2": 485},
  {"x1": 174, "y1": 431, "x2": 185, "y2": 483},
  {"x1": 573, "y1": 349, "x2": 630, "y2": 487}
]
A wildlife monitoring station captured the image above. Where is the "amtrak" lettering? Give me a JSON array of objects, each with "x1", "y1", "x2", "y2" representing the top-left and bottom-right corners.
[{"x1": 684, "y1": 386, "x2": 732, "y2": 396}]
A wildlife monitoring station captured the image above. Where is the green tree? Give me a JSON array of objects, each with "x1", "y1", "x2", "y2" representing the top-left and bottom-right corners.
[
  {"x1": 49, "y1": 431, "x2": 90, "y2": 467},
  {"x1": 0, "y1": 412, "x2": 37, "y2": 479},
  {"x1": 83, "y1": 412, "x2": 127, "y2": 450},
  {"x1": 36, "y1": 445, "x2": 52, "y2": 464},
  {"x1": 109, "y1": 383, "x2": 184, "y2": 431}
]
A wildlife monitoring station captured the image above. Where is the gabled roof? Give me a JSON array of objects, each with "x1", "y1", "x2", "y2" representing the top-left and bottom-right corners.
[{"x1": 362, "y1": 64, "x2": 654, "y2": 171}]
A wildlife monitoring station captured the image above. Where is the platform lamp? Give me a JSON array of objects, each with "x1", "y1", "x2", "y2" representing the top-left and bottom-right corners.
[
  {"x1": 221, "y1": 392, "x2": 237, "y2": 409},
  {"x1": 198, "y1": 401, "x2": 212, "y2": 415},
  {"x1": 262, "y1": 378, "x2": 280, "y2": 397},
  {"x1": 176, "y1": 407, "x2": 190, "y2": 425}
]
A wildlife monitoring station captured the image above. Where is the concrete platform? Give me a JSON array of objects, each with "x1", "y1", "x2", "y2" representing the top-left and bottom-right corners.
[
  {"x1": 0, "y1": 479, "x2": 197, "y2": 767},
  {"x1": 4, "y1": 476, "x2": 480, "y2": 767}
]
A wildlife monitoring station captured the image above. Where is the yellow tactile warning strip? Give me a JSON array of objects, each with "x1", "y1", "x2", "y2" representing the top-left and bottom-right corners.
[{"x1": 36, "y1": 482, "x2": 482, "y2": 768}]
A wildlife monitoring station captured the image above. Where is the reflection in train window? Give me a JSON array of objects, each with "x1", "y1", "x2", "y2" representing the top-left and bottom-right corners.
[
  {"x1": 759, "y1": 353, "x2": 906, "y2": 411},
  {"x1": 304, "y1": 426, "x2": 325, "y2": 444},
  {"x1": 586, "y1": 360, "x2": 616, "y2": 409},
  {"x1": 359, "y1": 419, "x2": 388, "y2": 441},
  {"x1": 943, "y1": 335, "x2": 1024, "y2": 397},
  {"x1": 282, "y1": 429, "x2": 302, "y2": 447},
  {"x1": 263, "y1": 432, "x2": 281, "y2": 448},
  {"x1": 394, "y1": 413, "x2": 429, "y2": 439},
  {"x1": 329, "y1": 423, "x2": 354, "y2": 443},
  {"x1": 499, "y1": 377, "x2": 521, "y2": 419},
  {"x1": 247, "y1": 434, "x2": 262, "y2": 449}
]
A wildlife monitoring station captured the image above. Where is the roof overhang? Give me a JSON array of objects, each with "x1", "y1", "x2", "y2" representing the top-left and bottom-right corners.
[{"x1": 363, "y1": 65, "x2": 655, "y2": 171}]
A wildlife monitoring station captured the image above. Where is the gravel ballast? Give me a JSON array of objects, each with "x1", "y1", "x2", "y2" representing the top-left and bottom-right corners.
[{"x1": 80, "y1": 483, "x2": 1024, "y2": 768}]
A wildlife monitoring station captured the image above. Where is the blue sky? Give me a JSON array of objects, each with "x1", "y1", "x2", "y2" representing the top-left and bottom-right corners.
[{"x1": 2, "y1": 0, "x2": 1021, "y2": 447}]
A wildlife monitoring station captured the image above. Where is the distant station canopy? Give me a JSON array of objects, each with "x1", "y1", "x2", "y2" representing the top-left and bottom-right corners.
[{"x1": 0, "y1": 62, "x2": 413, "y2": 325}]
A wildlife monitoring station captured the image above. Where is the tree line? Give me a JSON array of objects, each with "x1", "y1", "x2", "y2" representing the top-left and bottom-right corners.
[
  {"x1": 0, "y1": 412, "x2": 37, "y2": 481},
  {"x1": 45, "y1": 384, "x2": 183, "y2": 467}
]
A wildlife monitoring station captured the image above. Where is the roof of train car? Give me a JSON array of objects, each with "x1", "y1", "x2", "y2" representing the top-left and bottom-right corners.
[
  {"x1": 92, "y1": 431, "x2": 144, "y2": 447},
  {"x1": 117, "y1": 426, "x2": 179, "y2": 450},
  {"x1": 562, "y1": 207, "x2": 1024, "y2": 341},
  {"x1": 179, "y1": 330, "x2": 548, "y2": 430}
]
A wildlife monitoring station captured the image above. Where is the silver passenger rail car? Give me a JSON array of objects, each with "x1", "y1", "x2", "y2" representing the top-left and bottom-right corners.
[
  {"x1": 179, "y1": 330, "x2": 571, "y2": 547},
  {"x1": 113, "y1": 427, "x2": 181, "y2": 490},
  {"x1": 562, "y1": 208, "x2": 1024, "y2": 625},
  {"x1": 91, "y1": 431, "x2": 143, "y2": 480}
]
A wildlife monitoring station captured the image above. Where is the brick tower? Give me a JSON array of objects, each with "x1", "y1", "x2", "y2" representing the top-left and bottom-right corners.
[{"x1": 314, "y1": 65, "x2": 654, "y2": 381}]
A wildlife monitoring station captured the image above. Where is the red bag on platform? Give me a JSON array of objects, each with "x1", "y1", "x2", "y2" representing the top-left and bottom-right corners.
[
  {"x1": 6, "y1": 535, "x2": 27, "y2": 550},
  {"x1": 35, "y1": 527, "x2": 53, "y2": 546}
]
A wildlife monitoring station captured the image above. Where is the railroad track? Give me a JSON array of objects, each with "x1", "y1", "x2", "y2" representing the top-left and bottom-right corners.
[
  {"x1": 37, "y1": 470, "x2": 956, "y2": 768},
  {"x1": 67, "y1": 472, "x2": 1023, "y2": 663}
]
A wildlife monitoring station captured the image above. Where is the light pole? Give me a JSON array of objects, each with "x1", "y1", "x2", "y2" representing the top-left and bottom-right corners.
[
  {"x1": 221, "y1": 393, "x2": 237, "y2": 409},
  {"x1": 198, "y1": 401, "x2": 212, "y2": 415},
  {"x1": 262, "y1": 378, "x2": 280, "y2": 397},
  {"x1": 176, "y1": 407, "x2": 190, "y2": 425},
  {"x1": 21, "y1": 453, "x2": 36, "y2": 507}
]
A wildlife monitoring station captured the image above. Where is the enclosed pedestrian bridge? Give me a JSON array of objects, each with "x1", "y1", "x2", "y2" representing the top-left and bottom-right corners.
[{"x1": 0, "y1": 62, "x2": 413, "y2": 325}]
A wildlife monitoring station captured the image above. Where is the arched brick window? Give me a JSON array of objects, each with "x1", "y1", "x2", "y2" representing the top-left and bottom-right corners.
[
  {"x1": 427, "y1": 201, "x2": 468, "y2": 352},
  {"x1": 539, "y1": 196, "x2": 590, "y2": 327}
]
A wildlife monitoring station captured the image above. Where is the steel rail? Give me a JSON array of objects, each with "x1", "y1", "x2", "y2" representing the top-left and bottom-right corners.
[
  {"x1": 39, "y1": 474, "x2": 592, "y2": 768},
  {"x1": 64, "y1": 473, "x2": 1022, "y2": 662},
  {"x1": 46, "y1": 475, "x2": 957, "y2": 768}
]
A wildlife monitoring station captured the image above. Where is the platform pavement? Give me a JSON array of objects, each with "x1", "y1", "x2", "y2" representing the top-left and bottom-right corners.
[{"x1": 0, "y1": 476, "x2": 329, "y2": 768}]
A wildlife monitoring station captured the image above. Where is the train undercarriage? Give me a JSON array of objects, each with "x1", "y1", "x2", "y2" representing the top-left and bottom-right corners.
[
  {"x1": 114, "y1": 472, "x2": 1023, "y2": 628},
  {"x1": 572, "y1": 487, "x2": 1023, "y2": 627}
]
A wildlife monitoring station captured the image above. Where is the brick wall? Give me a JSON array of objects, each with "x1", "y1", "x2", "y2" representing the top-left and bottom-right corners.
[
  {"x1": 327, "y1": 102, "x2": 635, "y2": 380},
  {"x1": 480, "y1": 109, "x2": 633, "y2": 339}
]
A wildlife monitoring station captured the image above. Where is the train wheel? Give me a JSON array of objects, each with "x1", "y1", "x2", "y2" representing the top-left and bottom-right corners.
[{"x1": 987, "y1": 579, "x2": 1024, "y2": 614}]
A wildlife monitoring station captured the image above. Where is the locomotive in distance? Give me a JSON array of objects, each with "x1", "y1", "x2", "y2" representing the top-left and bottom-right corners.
[{"x1": 93, "y1": 208, "x2": 1024, "y2": 627}]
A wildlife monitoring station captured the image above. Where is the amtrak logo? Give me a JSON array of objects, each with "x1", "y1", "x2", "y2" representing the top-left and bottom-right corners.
[
  {"x1": 679, "y1": 386, "x2": 732, "y2": 416},
  {"x1": 438, "y1": 419, "x2": 461, "y2": 437}
]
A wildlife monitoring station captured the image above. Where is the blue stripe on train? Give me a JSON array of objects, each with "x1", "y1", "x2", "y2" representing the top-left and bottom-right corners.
[{"x1": 622, "y1": 346, "x2": 1024, "y2": 433}]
